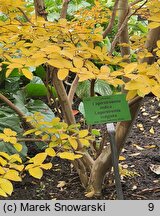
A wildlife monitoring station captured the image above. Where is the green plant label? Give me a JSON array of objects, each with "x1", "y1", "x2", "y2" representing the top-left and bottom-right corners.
[{"x1": 83, "y1": 94, "x2": 131, "y2": 125}]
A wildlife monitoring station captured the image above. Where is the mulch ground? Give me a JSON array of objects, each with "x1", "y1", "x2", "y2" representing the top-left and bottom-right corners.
[{"x1": 1, "y1": 96, "x2": 160, "y2": 200}]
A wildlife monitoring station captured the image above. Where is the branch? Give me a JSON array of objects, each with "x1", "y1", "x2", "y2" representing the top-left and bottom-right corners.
[
  {"x1": 60, "y1": 0, "x2": 71, "y2": 19},
  {"x1": 68, "y1": 75, "x2": 79, "y2": 105},
  {"x1": 17, "y1": 7, "x2": 34, "y2": 25},
  {"x1": 0, "y1": 93, "x2": 34, "y2": 129},
  {"x1": 102, "y1": 0, "x2": 119, "y2": 39}
]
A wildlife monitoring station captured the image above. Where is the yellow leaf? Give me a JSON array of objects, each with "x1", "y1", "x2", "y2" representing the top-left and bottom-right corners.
[
  {"x1": 0, "y1": 157, "x2": 7, "y2": 166},
  {"x1": 5, "y1": 69, "x2": 13, "y2": 78},
  {"x1": 126, "y1": 90, "x2": 137, "y2": 101},
  {"x1": 57, "y1": 68, "x2": 69, "y2": 80},
  {"x1": 35, "y1": 130, "x2": 42, "y2": 135},
  {"x1": 3, "y1": 128, "x2": 17, "y2": 137},
  {"x1": 68, "y1": 137, "x2": 78, "y2": 150},
  {"x1": 40, "y1": 163, "x2": 52, "y2": 170},
  {"x1": 79, "y1": 139, "x2": 90, "y2": 147},
  {"x1": 119, "y1": 156, "x2": 126, "y2": 161},
  {"x1": 8, "y1": 63, "x2": 22, "y2": 69},
  {"x1": 9, "y1": 137, "x2": 17, "y2": 144},
  {"x1": 45, "y1": 148, "x2": 56, "y2": 157},
  {"x1": 157, "y1": 40, "x2": 160, "y2": 48},
  {"x1": 0, "y1": 152, "x2": 10, "y2": 160},
  {"x1": 14, "y1": 143, "x2": 22, "y2": 152},
  {"x1": 9, "y1": 154, "x2": 22, "y2": 163},
  {"x1": 124, "y1": 63, "x2": 137, "y2": 74},
  {"x1": 47, "y1": 59, "x2": 64, "y2": 68},
  {"x1": 29, "y1": 167, "x2": 43, "y2": 179},
  {"x1": 58, "y1": 152, "x2": 82, "y2": 160},
  {"x1": 152, "y1": 85, "x2": 160, "y2": 98},
  {"x1": 73, "y1": 57, "x2": 83, "y2": 68},
  {"x1": 149, "y1": 126, "x2": 154, "y2": 134},
  {"x1": 79, "y1": 130, "x2": 89, "y2": 138},
  {"x1": 0, "y1": 166, "x2": 5, "y2": 175},
  {"x1": 42, "y1": 134, "x2": 49, "y2": 141},
  {"x1": 0, "y1": 188, "x2": 7, "y2": 197},
  {"x1": 0, "y1": 178, "x2": 13, "y2": 196},
  {"x1": 85, "y1": 190, "x2": 95, "y2": 198},
  {"x1": 148, "y1": 22, "x2": 160, "y2": 29},
  {"x1": 22, "y1": 68, "x2": 33, "y2": 80},
  {"x1": 100, "y1": 65, "x2": 110, "y2": 74},
  {"x1": 23, "y1": 129, "x2": 37, "y2": 136},
  {"x1": 33, "y1": 153, "x2": 47, "y2": 165},
  {"x1": 59, "y1": 134, "x2": 68, "y2": 140},
  {"x1": 4, "y1": 170, "x2": 22, "y2": 181},
  {"x1": 9, "y1": 164, "x2": 24, "y2": 172}
]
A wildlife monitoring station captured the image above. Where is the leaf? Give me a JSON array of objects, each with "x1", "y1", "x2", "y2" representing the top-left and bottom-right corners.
[
  {"x1": 29, "y1": 167, "x2": 43, "y2": 179},
  {"x1": 79, "y1": 130, "x2": 88, "y2": 138},
  {"x1": 85, "y1": 190, "x2": 95, "y2": 198},
  {"x1": 45, "y1": 148, "x2": 56, "y2": 157},
  {"x1": 0, "y1": 178, "x2": 13, "y2": 196},
  {"x1": 0, "y1": 188, "x2": 7, "y2": 197},
  {"x1": 57, "y1": 68, "x2": 69, "y2": 80},
  {"x1": 133, "y1": 144, "x2": 144, "y2": 150},
  {"x1": 144, "y1": 145, "x2": 156, "y2": 149},
  {"x1": 33, "y1": 153, "x2": 47, "y2": 165},
  {"x1": 79, "y1": 138, "x2": 90, "y2": 147},
  {"x1": 91, "y1": 129, "x2": 100, "y2": 136},
  {"x1": 149, "y1": 126, "x2": 155, "y2": 134},
  {"x1": 119, "y1": 156, "x2": 126, "y2": 161},
  {"x1": 72, "y1": 110, "x2": 79, "y2": 116},
  {"x1": 4, "y1": 170, "x2": 22, "y2": 181},
  {"x1": 148, "y1": 22, "x2": 160, "y2": 29},
  {"x1": 48, "y1": 59, "x2": 64, "y2": 68},
  {"x1": 58, "y1": 152, "x2": 82, "y2": 160},
  {"x1": 3, "y1": 128, "x2": 17, "y2": 137},
  {"x1": 73, "y1": 57, "x2": 83, "y2": 68},
  {"x1": 150, "y1": 164, "x2": 160, "y2": 175},
  {"x1": 68, "y1": 137, "x2": 78, "y2": 150},
  {"x1": 23, "y1": 129, "x2": 37, "y2": 136},
  {"x1": 22, "y1": 68, "x2": 33, "y2": 80},
  {"x1": 57, "y1": 181, "x2": 66, "y2": 189},
  {"x1": 124, "y1": 63, "x2": 137, "y2": 74},
  {"x1": 14, "y1": 143, "x2": 22, "y2": 152},
  {"x1": 40, "y1": 163, "x2": 52, "y2": 170}
]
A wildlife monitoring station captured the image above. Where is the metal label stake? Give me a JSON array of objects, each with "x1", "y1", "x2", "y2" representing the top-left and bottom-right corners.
[{"x1": 107, "y1": 123, "x2": 124, "y2": 200}]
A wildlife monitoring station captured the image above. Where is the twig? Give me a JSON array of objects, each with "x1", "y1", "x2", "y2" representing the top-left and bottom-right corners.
[
  {"x1": 17, "y1": 7, "x2": 34, "y2": 25},
  {"x1": 103, "y1": 0, "x2": 119, "y2": 39}
]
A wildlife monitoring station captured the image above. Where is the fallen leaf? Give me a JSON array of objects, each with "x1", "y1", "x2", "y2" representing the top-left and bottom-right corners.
[
  {"x1": 150, "y1": 164, "x2": 160, "y2": 175},
  {"x1": 129, "y1": 153, "x2": 141, "y2": 157},
  {"x1": 122, "y1": 164, "x2": 128, "y2": 169},
  {"x1": 85, "y1": 190, "x2": 95, "y2": 198},
  {"x1": 133, "y1": 144, "x2": 144, "y2": 150},
  {"x1": 142, "y1": 112, "x2": 149, "y2": 116},
  {"x1": 158, "y1": 119, "x2": 160, "y2": 124},
  {"x1": 151, "y1": 115, "x2": 158, "y2": 119},
  {"x1": 72, "y1": 110, "x2": 79, "y2": 116},
  {"x1": 144, "y1": 145, "x2": 156, "y2": 149},
  {"x1": 149, "y1": 127, "x2": 155, "y2": 134},
  {"x1": 119, "y1": 156, "x2": 126, "y2": 161},
  {"x1": 57, "y1": 181, "x2": 66, "y2": 189},
  {"x1": 137, "y1": 123, "x2": 144, "y2": 131},
  {"x1": 132, "y1": 185, "x2": 137, "y2": 190}
]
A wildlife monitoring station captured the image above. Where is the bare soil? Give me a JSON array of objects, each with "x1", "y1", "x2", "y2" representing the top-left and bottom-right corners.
[{"x1": 2, "y1": 96, "x2": 160, "y2": 200}]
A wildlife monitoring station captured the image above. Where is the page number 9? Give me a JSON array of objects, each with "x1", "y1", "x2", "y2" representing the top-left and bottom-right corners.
[{"x1": 148, "y1": 203, "x2": 154, "y2": 211}]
